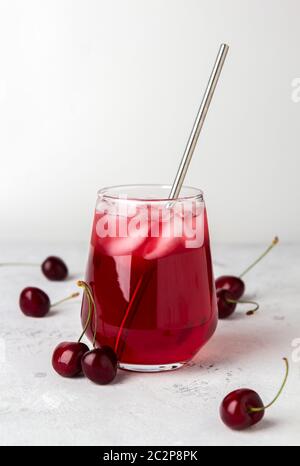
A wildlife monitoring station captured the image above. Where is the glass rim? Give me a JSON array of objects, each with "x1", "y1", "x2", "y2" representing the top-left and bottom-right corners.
[{"x1": 97, "y1": 184, "x2": 204, "y2": 202}]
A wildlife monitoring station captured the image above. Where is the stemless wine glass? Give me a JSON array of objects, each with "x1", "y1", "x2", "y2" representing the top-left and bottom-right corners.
[{"x1": 81, "y1": 184, "x2": 217, "y2": 372}]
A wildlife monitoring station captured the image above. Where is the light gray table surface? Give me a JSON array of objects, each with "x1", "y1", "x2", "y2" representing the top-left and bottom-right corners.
[{"x1": 0, "y1": 241, "x2": 299, "y2": 446}]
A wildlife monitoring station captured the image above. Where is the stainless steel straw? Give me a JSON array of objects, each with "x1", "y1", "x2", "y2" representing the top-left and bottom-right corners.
[
  {"x1": 115, "y1": 44, "x2": 229, "y2": 358},
  {"x1": 169, "y1": 43, "x2": 229, "y2": 200}
]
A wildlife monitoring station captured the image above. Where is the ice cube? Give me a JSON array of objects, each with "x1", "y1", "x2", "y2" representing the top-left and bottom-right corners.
[
  {"x1": 142, "y1": 236, "x2": 182, "y2": 260},
  {"x1": 97, "y1": 236, "x2": 147, "y2": 256},
  {"x1": 95, "y1": 212, "x2": 150, "y2": 256}
]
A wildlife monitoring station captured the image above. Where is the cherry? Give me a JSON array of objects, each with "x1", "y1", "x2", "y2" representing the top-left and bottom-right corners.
[
  {"x1": 41, "y1": 256, "x2": 68, "y2": 281},
  {"x1": 82, "y1": 347, "x2": 118, "y2": 385},
  {"x1": 52, "y1": 341, "x2": 89, "y2": 377},
  {"x1": 215, "y1": 276, "x2": 245, "y2": 300},
  {"x1": 19, "y1": 287, "x2": 79, "y2": 317},
  {"x1": 0, "y1": 256, "x2": 68, "y2": 281},
  {"x1": 221, "y1": 389, "x2": 264, "y2": 430},
  {"x1": 217, "y1": 289, "x2": 259, "y2": 319},
  {"x1": 20, "y1": 287, "x2": 50, "y2": 317},
  {"x1": 216, "y1": 237, "x2": 279, "y2": 318},
  {"x1": 217, "y1": 289, "x2": 236, "y2": 319},
  {"x1": 220, "y1": 358, "x2": 289, "y2": 430}
]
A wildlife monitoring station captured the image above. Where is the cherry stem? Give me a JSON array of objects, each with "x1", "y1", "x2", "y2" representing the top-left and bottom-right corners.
[
  {"x1": 249, "y1": 358, "x2": 289, "y2": 413},
  {"x1": 114, "y1": 274, "x2": 144, "y2": 356},
  {"x1": 77, "y1": 281, "x2": 97, "y2": 347},
  {"x1": 239, "y1": 237, "x2": 279, "y2": 278},
  {"x1": 226, "y1": 298, "x2": 259, "y2": 316},
  {"x1": 0, "y1": 262, "x2": 40, "y2": 267},
  {"x1": 51, "y1": 292, "x2": 80, "y2": 308}
]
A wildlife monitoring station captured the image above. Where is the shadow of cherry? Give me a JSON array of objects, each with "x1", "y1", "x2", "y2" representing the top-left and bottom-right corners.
[{"x1": 249, "y1": 417, "x2": 279, "y2": 433}]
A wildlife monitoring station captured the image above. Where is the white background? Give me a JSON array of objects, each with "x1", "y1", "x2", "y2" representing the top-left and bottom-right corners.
[{"x1": 0, "y1": 0, "x2": 300, "y2": 244}]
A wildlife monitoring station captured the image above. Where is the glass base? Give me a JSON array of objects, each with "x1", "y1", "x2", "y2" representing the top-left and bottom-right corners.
[{"x1": 119, "y1": 362, "x2": 185, "y2": 372}]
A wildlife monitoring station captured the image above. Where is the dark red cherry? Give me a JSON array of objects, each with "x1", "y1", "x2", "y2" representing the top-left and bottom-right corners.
[
  {"x1": 217, "y1": 289, "x2": 259, "y2": 319},
  {"x1": 220, "y1": 358, "x2": 289, "y2": 430},
  {"x1": 215, "y1": 275, "x2": 245, "y2": 300},
  {"x1": 52, "y1": 341, "x2": 89, "y2": 377},
  {"x1": 81, "y1": 347, "x2": 118, "y2": 385},
  {"x1": 41, "y1": 256, "x2": 68, "y2": 281},
  {"x1": 220, "y1": 389, "x2": 264, "y2": 430},
  {"x1": 217, "y1": 289, "x2": 236, "y2": 319},
  {"x1": 19, "y1": 287, "x2": 50, "y2": 317},
  {"x1": 19, "y1": 288, "x2": 79, "y2": 318}
]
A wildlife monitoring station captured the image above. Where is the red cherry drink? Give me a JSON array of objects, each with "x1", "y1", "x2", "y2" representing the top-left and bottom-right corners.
[{"x1": 81, "y1": 185, "x2": 217, "y2": 371}]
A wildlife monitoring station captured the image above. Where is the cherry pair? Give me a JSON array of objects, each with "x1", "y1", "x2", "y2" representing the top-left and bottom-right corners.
[
  {"x1": 1, "y1": 256, "x2": 68, "y2": 281},
  {"x1": 216, "y1": 237, "x2": 279, "y2": 319},
  {"x1": 52, "y1": 342, "x2": 117, "y2": 385},
  {"x1": 52, "y1": 281, "x2": 118, "y2": 385}
]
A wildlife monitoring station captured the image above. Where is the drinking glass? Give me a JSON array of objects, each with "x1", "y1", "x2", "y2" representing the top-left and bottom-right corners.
[{"x1": 81, "y1": 184, "x2": 217, "y2": 372}]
